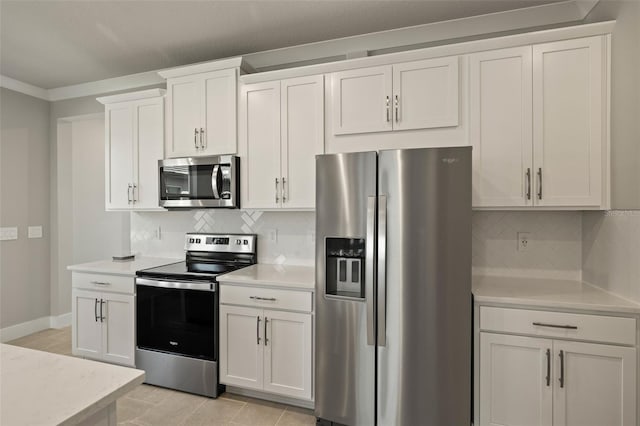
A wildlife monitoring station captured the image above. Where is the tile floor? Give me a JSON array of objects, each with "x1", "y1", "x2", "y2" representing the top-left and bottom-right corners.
[{"x1": 7, "y1": 327, "x2": 316, "y2": 426}]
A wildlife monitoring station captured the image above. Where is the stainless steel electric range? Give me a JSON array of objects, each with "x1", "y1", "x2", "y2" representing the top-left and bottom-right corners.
[{"x1": 135, "y1": 233, "x2": 257, "y2": 398}]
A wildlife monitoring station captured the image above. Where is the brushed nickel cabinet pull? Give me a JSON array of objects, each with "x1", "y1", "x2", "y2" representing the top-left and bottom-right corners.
[
  {"x1": 100, "y1": 299, "x2": 105, "y2": 322},
  {"x1": 394, "y1": 95, "x2": 399, "y2": 122},
  {"x1": 127, "y1": 184, "x2": 132, "y2": 204},
  {"x1": 256, "y1": 316, "x2": 261, "y2": 345},
  {"x1": 559, "y1": 350, "x2": 565, "y2": 388},
  {"x1": 282, "y1": 177, "x2": 287, "y2": 203},
  {"x1": 94, "y1": 298, "x2": 99, "y2": 322},
  {"x1": 537, "y1": 168, "x2": 543, "y2": 200},
  {"x1": 532, "y1": 322, "x2": 578, "y2": 330},
  {"x1": 526, "y1": 168, "x2": 531, "y2": 200},
  {"x1": 275, "y1": 178, "x2": 279, "y2": 203},
  {"x1": 545, "y1": 348, "x2": 551, "y2": 387},
  {"x1": 264, "y1": 317, "x2": 269, "y2": 346},
  {"x1": 386, "y1": 96, "x2": 390, "y2": 122},
  {"x1": 194, "y1": 128, "x2": 199, "y2": 149},
  {"x1": 90, "y1": 281, "x2": 111, "y2": 286},
  {"x1": 200, "y1": 127, "x2": 205, "y2": 149},
  {"x1": 132, "y1": 183, "x2": 137, "y2": 203},
  {"x1": 250, "y1": 296, "x2": 277, "y2": 301}
]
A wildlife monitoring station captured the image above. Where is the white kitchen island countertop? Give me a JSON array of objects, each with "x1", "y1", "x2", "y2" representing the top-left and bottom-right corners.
[
  {"x1": 67, "y1": 256, "x2": 180, "y2": 276},
  {"x1": 218, "y1": 264, "x2": 315, "y2": 290},
  {"x1": 473, "y1": 275, "x2": 640, "y2": 314},
  {"x1": 1, "y1": 344, "x2": 144, "y2": 426}
]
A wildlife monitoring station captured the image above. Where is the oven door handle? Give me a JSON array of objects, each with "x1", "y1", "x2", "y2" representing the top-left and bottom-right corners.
[{"x1": 135, "y1": 278, "x2": 214, "y2": 291}]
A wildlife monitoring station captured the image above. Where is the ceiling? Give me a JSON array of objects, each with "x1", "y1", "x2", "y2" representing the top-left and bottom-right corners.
[{"x1": 1, "y1": 0, "x2": 564, "y2": 89}]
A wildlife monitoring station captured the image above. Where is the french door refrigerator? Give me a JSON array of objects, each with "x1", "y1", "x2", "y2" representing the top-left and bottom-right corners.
[{"x1": 315, "y1": 147, "x2": 471, "y2": 426}]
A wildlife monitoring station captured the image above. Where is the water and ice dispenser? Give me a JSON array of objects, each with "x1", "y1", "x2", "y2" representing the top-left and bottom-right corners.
[{"x1": 325, "y1": 238, "x2": 366, "y2": 299}]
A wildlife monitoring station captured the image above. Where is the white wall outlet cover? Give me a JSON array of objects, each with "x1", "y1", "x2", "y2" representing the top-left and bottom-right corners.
[
  {"x1": 517, "y1": 232, "x2": 531, "y2": 251},
  {"x1": 28, "y1": 226, "x2": 43, "y2": 239},
  {"x1": 267, "y1": 229, "x2": 278, "y2": 242},
  {"x1": 0, "y1": 227, "x2": 18, "y2": 241}
]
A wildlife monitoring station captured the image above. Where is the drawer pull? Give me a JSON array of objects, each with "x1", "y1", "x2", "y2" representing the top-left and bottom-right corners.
[
  {"x1": 559, "y1": 350, "x2": 565, "y2": 388},
  {"x1": 250, "y1": 296, "x2": 277, "y2": 302},
  {"x1": 91, "y1": 281, "x2": 111, "y2": 286},
  {"x1": 532, "y1": 322, "x2": 578, "y2": 330},
  {"x1": 545, "y1": 348, "x2": 551, "y2": 387},
  {"x1": 256, "y1": 316, "x2": 261, "y2": 345}
]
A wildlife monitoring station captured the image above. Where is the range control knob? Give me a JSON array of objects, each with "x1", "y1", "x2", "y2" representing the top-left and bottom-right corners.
[
  {"x1": 189, "y1": 238, "x2": 194, "y2": 243},
  {"x1": 196, "y1": 239, "x2": 201, "y2": 244},
  {"x1": 243, "y1": 239, "x2": 249, "y2": 245},
  {"x1": 236, "y1": 239, "x2": 242, "y2": 245}
]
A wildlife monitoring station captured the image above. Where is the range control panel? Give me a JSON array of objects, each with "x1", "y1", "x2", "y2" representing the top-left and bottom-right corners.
[{"x1": 184, "y1": 233, "x2": 256, "y2": 254}]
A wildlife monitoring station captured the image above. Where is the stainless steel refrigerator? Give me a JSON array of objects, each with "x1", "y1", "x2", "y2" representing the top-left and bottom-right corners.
[{"x1": 315, "y1": 147, "x2": 471, "y2": 426}]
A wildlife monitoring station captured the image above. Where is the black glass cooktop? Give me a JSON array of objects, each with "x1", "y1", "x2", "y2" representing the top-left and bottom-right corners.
[{"x1": 136, "y1": 261, "x2": 240, "y2": 282}]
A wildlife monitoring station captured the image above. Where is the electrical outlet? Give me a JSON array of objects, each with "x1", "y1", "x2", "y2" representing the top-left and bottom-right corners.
[
  {"x1": 517, "y1": 232, "x2": 531, "y2": 252},
  {"x1": 155, "y1": 226, "x2": 162, "y2": 240},
  {"x1": 267, "y1": 229, "x2": 278, "y2": 242},
  {"x1": 0, "y1": 227, "x2": 18, "y2": 241}
]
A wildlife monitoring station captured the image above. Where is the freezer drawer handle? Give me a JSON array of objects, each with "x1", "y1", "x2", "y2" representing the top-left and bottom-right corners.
[
  {"x1": 532, "y1": 322, "x2": 578, "y2": 330},
  {"x1": 91, "y1": 281, "x2": 111, "y2": 286},
  {"x1": 250, "y1": 296, "x2": 277, "y2": 302}
]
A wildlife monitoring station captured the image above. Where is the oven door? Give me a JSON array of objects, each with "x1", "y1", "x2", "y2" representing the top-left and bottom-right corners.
[
  {"x1": 136, "y1": 278, "x2": 217, "y2": 361},
  {"x1": 159, "y1": 155, "x2": 239, "y2": 208}
]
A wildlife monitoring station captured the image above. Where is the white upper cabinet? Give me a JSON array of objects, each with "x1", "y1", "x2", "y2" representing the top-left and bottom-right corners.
[
  {"x1": 99, "y1": 89, "x2": 165, "y2": 211},
  {"x1": 470, "y1": 46, "x2": 533, "y2": 208},
  {"x1": 393, "y1": 56, "x2": 459, "y2": 131},
  {"x1": 330, "y1": 57, "x2": 459, "y2": 135},
  {"x1": 533, "y1": 36, "x2": 604, "y2": 208},
  {"x1": 470, "y1": 35, "x2": 608, "y2": 209},
  {"x1": 160, "y1": 58, "x2": 250, "y2": 158},
  {"x1": 240, "y1": 75, "x2": 324, "y2": 210}
]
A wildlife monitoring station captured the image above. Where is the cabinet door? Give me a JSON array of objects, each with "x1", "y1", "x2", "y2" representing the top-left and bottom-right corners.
[
  {"x1": 330, "y1": 66, "x2": 392, "y2": 135},
  {"x1": 166, "y1": 75, "x2": 201, "y2": 158},
  {"x1": 202, "y1": 68, "x2": 237, "y2": 155},
  {"x1": 219, "y1": 305, "x2": 264, "y2": 390},
  {"x1": 105, "y1": 103, "x2": 134, "y2": 209},
  {"x1": 101, "y1": 292, "x2": 135, "y2": 366},
  {"x1": 553, "y1": 341, "x2": 636, "y2": 426},
  {"x1": 281, "y1": 75, "x2": 324, "y2": 209},
  {"x1": 133, "y1": 98, "x2": 164, "y2": 210},
  {"x1": 480, "y1": 333, "x2": 552, "y2": 426},
  {"x1": 392, "y1": 56, "x2": 459, "y2": 131},
  {"x1": 263, "y1": 310, "x2": 312, "y2": 400},
  {"x1": 533, "y1": 36, "x2": 604, "y2": 207},
  {"x1": 72, "y1": 289, "x2": 102, "y2": 359},
  {"x1": 470, "y1": 46, "x2": 533, "y2": 207},
  {"x1": 239, "y1": 81, "x2": 282, "y2": 209}
]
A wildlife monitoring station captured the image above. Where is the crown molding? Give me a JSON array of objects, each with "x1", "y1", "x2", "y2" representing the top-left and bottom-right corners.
[
  {"x1": 1, "y1": 0, "x2": 600, "y2": 102},
  {"x1": 96, "y1": 88, "x2": 166, "y2": 105},
  {"x1": 0, "y1": 75, "x2": 49, "y2": 101}
]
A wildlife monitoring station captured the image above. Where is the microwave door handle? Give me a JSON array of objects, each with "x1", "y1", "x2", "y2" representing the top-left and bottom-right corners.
[{"x1": 211, "y1": 165, "x2": 221, "y2": 199}]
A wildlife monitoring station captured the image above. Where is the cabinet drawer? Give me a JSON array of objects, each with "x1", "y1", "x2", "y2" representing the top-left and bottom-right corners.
[
  {"x1": 220, "y1": 284, "x2": 312, "y2": 312},
  {"x1": 480, "y1": 306, "x2": 636, "y2": 346},
  {"x1": 72, "y1": 272, "x2": 134, "y2": 294}
]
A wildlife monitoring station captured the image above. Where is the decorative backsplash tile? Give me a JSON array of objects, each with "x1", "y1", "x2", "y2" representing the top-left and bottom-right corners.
[
  {"x1": 582, "y1": 211, "x2": 640, "y2": 302},
  {"x1": 131, "y1": 209, "x2": 584, "y2": 279},
  {"x1": 131, "y1": 210, "x2": 316, "y2": 266}
]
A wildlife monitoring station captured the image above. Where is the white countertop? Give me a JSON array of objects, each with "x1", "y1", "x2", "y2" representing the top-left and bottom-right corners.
[
  {"x1": 473, "y1": 275, "x2": 640, "y2": 314},
  {"x1": 0, "y1": 344, "x2": 144, "y2": 426},
  {"x1": 218, "y1": 264, "x2": 315, "y2": 290},
  {"x1": 67, "y1": 256, "x2": 180, "y2": 276}
]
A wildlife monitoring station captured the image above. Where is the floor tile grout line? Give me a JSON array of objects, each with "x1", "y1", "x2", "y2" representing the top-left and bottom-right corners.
[{"x1": 274, "y1": 407, "x2": 287, "y2": 426}]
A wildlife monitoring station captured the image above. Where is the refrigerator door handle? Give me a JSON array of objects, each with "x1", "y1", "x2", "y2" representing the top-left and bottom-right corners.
[
  {"x1": 377, "y1": 194, "x2": 387, "y2": 347},
  {"x1": 365, "y1": 195, "x2": 377, "y2": 346}
]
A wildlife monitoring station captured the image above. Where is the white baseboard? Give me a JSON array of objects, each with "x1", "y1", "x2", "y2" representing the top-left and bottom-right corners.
[
  {"x1": 50, "y1": 312, "x2": 72, "y2": 329},
  {"x1": 0, "y1": 312, "x2": 72, "y2": 343}
]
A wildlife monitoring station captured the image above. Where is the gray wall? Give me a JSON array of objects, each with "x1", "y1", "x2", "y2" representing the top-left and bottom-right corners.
[
  {"x1": 585, "y1": 0, "x2": 640, "y2": 209},
  {"x1": 0, "y1": 88, "x2": 51, "y2": 328}
]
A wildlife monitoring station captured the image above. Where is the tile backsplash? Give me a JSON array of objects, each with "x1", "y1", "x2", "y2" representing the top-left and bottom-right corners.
[
  {"x1": 472, "y1": 211, "x2": 582, "y2": 279},
  {"x1": 131, "y1": 210, "x2": 316, "y2": 266},
  {"x1": 131, "y1": 209, "x2": 584, "y2": 279},
  {"x1": 582, "y1": 211, "x2": 640, "y2": 302}
]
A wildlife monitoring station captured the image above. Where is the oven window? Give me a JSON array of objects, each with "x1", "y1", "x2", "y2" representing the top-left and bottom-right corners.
[{"x1": 137, "y1": 285, "x2": 216, "y2": 360}]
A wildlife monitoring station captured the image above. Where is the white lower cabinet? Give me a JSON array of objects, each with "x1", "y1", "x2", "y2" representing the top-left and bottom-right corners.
[
  {"x1": 72, "y1": 273, "x2": 135, "y2": 367},
  {"x1": 479, "y1": 307, "x2": 637, "y2": 426},
  {"x1": 219, "y1": 286, "x2": 313, "y2": 401}
]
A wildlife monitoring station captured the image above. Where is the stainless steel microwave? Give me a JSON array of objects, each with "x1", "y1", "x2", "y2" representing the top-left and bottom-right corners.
[{"x1": 159, "y1": 155, "x2": 239, "y2": 209}]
